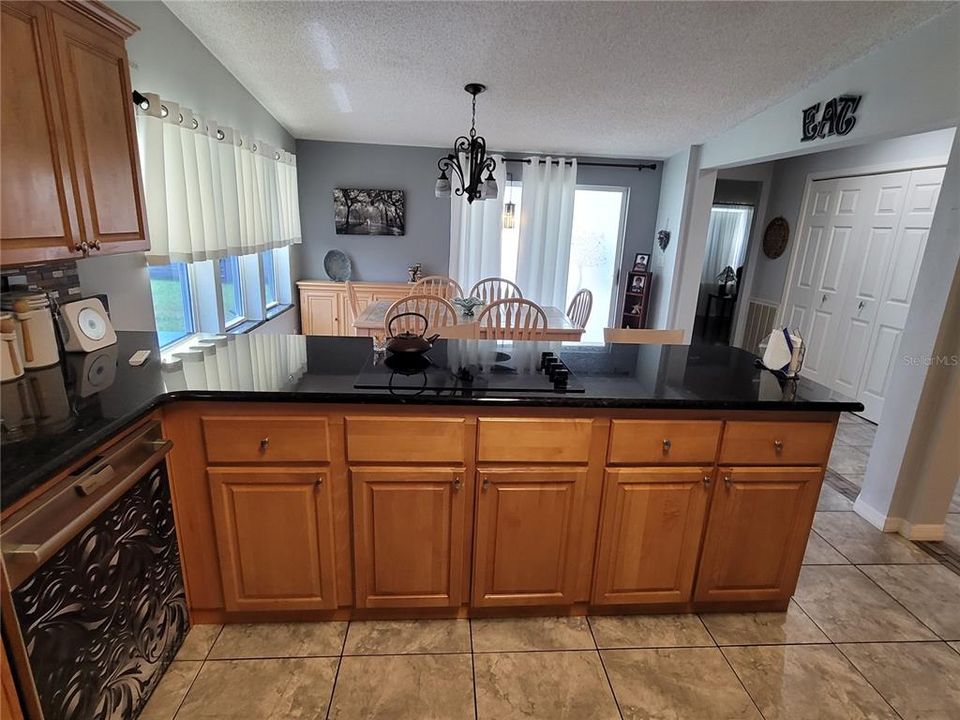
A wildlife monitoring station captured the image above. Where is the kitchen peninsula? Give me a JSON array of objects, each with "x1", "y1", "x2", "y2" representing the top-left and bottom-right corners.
[{"x1": 2, "y1": 332, "x2": 860, "y2": 624}]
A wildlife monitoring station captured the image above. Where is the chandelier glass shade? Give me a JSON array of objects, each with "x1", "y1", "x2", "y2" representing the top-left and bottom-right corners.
[{"x1": 436, "y1": 84, "x2": 498, "y2": 203}]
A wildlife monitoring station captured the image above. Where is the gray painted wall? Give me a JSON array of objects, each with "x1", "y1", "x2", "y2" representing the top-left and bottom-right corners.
[
  {"x1": 749, "y1": 127, "x2": 956, "y2": 303},
  {"x1": 297, "y1": 141, "x2": 451, "y2": 283},
  {"x1": 297, "y1": 143, "x2": 663, "y2": 294},
  {"x1": 79, "y1": 2, "x2": 298, "y2": 332}
]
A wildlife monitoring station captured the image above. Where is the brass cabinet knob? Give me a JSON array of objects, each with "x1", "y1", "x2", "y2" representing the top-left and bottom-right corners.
[
  {"x1": 702, "y1": 474, "x2": 712, "y2": 487},
  {"x1": 482, "y1": 476, "x2": 490, "y2": 491},
  {"x1": 90, "y1": 238, "x2": 101, "y2": 251},
  {"x1": 724, "y1": 474, "x2": 732, "y2": 488},
  {"x1": 452, "y1": 476, "x2": 462, "y2": 491},
  {"x1": 662, "y1": 439, "x2": 671, "y2": 452},
  {"x1": 773, "y1": 439, "x2": 784, "y2": 453},
  {"x1": 74, "y1": 241, "x2": 90, "y2": 256},
  {"x1": 259, "y1": 437, "x2": 270, "y2": 451},
  {"x1": 316, "y1": 476, "x2": 324, "y2": 486}
]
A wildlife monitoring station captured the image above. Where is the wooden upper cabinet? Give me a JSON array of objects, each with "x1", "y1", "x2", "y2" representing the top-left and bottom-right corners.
[
  {"x1": 0, "y1": 1, "x2": 80, "y2": 263},
  {"x1": 593, "y1": 468, "x2": 711, "y2": 605},
  {"x1": 0, "y1": 1, "x2": 146, "y2": 265},
  {"x1": 352, "y1": 467, "x2": 467, "y2": 608},
  {"x1": 473, "y1": 467, "x2": 587, "y2": 607},
  {"x1": 208, "y1": 468, "x2": 337, "y2": 611},
  {"x1": 694, "y1": 466, "x2": 822, "y2": 603}
]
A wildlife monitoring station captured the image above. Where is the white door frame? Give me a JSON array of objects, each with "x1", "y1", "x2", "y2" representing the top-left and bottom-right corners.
[{"x1": 774, "y1": 154, "x2": 951, "y2": 327}]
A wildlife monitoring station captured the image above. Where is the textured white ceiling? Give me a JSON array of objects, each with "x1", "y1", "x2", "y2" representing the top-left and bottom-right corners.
[{"x1": 164, "y1": 1, "x2": 949, "y2": 158}]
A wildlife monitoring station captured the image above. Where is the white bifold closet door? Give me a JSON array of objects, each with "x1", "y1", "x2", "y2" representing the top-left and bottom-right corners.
[{"x1": 783, "y1": 167, "x2": 945, "y2": 422}]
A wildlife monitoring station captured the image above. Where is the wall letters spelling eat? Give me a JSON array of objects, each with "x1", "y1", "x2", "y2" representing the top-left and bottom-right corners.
[{"x1": 801, "y1": 95, "x2": 862, "y2": 142}]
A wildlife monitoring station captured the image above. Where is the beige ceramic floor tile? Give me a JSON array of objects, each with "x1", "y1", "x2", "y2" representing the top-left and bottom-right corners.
[
  {"x1": 328, "y1": 653, "x2": 474, "y2": 720},
  {"x1": 817, "y1": 484, "x2": 854, "y2": 511},
  {"x1": 700, "y1": 600, "x2": 828, "y2": 646},
  {"x1": 813, "y1": 511, "x2": 935, "y2": 564},
  {"x1": 794, "y1": 566, "x2": 937, "y2": 642},
  {"x1": 176, "y1": 658, "x2": 338, "y2": 720},
  {"x1": 803, "y1": 530, "x2": 849, "y2": 565},
  {"x1": 828, "y1": 444, "x2": 869, "y2": 476},
  {"x1": 139, "y1": 661, "x2": 201, "y2": 720},
  {"x1": 208, "y1": 622, "x2": 347, "y2": 659},
  {"x1": 589, "y1": 614, "x2": 714, "y2": 649},
  {"x1": 839, "y1": 642, "x2": 960, "y2": 720},
  {"x1": 474, "y1": 651, "x2": 620, "y2": 720},
  {"x1": 859, "y1": 564, "x2": 960, "y2": 640},
  {"x1": 603, "y1": 647, "x2": 761, "y2": 719},
  {"x1": 844, "y1": 473, "x2": 865, "y2": 488},
  {"x1": 951, "y1": 642, "x2": 960, "y2": 654},
  {"x1": 471, "y1": 616, "x2": 594, "y2": 652},
  {"x1": 175, "y1": 625, "x2": 222, "y2": 661},
  {"x1": 723, "y1": 644, "x2": 897, "y2": 720},
  {"x1": 343, "y1": 619, "x2": 470, "y2": 655}
]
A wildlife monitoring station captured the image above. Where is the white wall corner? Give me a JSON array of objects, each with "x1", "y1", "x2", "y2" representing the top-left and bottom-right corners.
[{"x1": 852, "y1": 496, "x2": 901, "y2": 533}]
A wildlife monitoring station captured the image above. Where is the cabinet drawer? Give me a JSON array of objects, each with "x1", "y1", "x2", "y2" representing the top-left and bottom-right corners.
[
  {"x1": 201, "y1": 416, "x2": 330, "y2": 463},
  {"x1": 608, "y1": 420, "x2": 722, "y2": 464},
  {"x1": 719, "y1": 422, "x2": 833, "y2": 466},
  {"x1": 346, "y1": 417, "x2": 466, "y2": 462},
  {"x1": 477, "y1": 418, "x2": 592, "y2": 462}
]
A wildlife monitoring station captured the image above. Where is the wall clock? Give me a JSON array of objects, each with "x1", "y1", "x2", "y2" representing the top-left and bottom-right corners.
[{"x1": 763, "y1": 217, "x2": 790, "y2": 259}]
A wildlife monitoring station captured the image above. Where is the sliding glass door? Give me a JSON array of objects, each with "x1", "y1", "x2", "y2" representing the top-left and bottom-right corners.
[
  {"x1": 500, "y1": 184, "x2": 628, "y2": 344},
  {"x1": 566, "y1": 186, "x2": 629, "y2": 343}
]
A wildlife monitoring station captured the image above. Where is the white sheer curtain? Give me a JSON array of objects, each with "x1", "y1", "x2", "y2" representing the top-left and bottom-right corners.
[
  {"x1": 448, "y1": 153, "x2": 505, "y2": 290},
  {"x1": 515, "y1": 157, "x2": 577, "y2": 308},
  {"x1": 136, "y1": 92, "x2": 301, "y2": 265},
  {"x1": 701, "y1": 205, "x2": 753, "y2": 283},
  {"x1": 160, "y1": 333, "x2": 307, "y2": 392}
]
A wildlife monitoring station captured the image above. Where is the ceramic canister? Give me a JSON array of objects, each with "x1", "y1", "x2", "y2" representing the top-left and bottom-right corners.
[
  {"x1": 6, "y1": 293, "x2": 60, "y2": 369},
  {"x1": 1, "y1": 312, "x2": 25, "y2": 382}
]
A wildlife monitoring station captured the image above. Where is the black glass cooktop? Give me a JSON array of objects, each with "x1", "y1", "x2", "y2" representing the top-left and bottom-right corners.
[{"x1": 353, "y1": 341, "x2": 585, "y2": 394}]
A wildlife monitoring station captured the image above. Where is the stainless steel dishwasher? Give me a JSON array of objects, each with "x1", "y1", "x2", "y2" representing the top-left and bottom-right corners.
[{"x1": 1, "y1": 420, "x2": 187, "y2": 720}]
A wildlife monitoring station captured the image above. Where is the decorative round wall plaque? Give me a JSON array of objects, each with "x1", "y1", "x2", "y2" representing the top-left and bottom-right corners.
[{"x1": 762, "y1": 217, "x2": 790, "y2": 259}]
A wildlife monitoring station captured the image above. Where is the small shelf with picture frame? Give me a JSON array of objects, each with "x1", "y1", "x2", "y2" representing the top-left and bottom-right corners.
[{"x1": 620, "y1": 253, "x2": 652, "y2": 329}]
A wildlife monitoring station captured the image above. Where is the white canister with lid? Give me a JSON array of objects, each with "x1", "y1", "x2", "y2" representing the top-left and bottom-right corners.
[
  {"x1": 1, "y1": 312, "x2": 25, "y2": 382},
  {"x1": 6, "y1": 293, "x2": 61, "y2": 369}
]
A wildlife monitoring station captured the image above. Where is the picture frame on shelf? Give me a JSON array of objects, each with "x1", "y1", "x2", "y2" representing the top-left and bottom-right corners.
[
  {"x1": 633, "y1": 253, "x2": 650, "y2": 272},
  {"x1": 629, "y1": 274, "x2": 646, "y2": 293}
]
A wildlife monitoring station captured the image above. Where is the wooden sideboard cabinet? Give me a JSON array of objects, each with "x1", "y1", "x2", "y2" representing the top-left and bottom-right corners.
[
  {"x1": 1, "y1": 1, "x2": 147, "y2": 265},
  {"x1": 297, "y1": 280, "x2": 412, "y2": 336}
]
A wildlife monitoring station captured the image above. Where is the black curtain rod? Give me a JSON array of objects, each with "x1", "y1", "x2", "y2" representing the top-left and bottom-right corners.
[{"x1": 503, "y1": 158, "x2": 657, "y2": 172}]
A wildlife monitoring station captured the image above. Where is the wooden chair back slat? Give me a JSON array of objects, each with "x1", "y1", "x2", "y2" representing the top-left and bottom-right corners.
[
  {"x1": 413, "y1": 275, "x2": 464, "y2": 300},
  {"x1": 385, "y1": 294, "x2": 459, "y2": 335},
  {"x1": 469, "y1": 277, "x2": 523, "y2": 303},
  {"x1": 566, "y1": 289, "x2": 593, "y2": 330},
  {"x1": 476, "y1": 298, "x2": 548, "y2": 341}
]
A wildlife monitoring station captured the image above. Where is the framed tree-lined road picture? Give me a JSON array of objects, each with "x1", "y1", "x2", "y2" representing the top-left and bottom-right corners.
[{"x1": 334, "y1": 189, "x2": 405, "y2": 236}]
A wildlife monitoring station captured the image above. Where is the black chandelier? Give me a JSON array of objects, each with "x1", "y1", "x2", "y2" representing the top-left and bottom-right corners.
[{"x1": 435, "y1": 83, "x2": 498, "y2": 203}]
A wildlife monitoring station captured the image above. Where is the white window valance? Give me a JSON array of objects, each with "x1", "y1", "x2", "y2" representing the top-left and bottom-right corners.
[{"x1": 136, "y1": 92, "x2": 301, "y2": 265}]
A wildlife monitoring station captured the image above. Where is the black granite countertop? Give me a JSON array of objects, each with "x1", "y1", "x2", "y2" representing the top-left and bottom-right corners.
[{"x1": 1, "y1": 331, "x2": 861, "y2": 510}]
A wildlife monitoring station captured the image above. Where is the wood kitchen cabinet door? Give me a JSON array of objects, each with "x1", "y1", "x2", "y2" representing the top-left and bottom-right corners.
[
  {"x1": 593, "y1": 468, "x2": 711, "y2": 605},
  {"x1": 694, "y1": 466, "x2": 822, "y2": 603},
  {"x1": 352, "y1": 467, "x2": 467, "y2": 608},
  {"x1": 208, "y1": 468, "x2": 337, "y2": 611},
  {"x1": 473, "y1": 467, "x2": 588, "y2": 607},
  {"x1": 0, "y1": 1, "x2": 81, "y2": 263},
  {"x1": 48, "y1": 4, "x2": 147, "y2": 255},
  {"x1": 301, "y1": 287, "x2": 341, "y2": 335}
]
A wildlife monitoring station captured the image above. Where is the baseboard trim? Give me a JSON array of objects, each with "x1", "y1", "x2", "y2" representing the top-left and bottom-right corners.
[
  {"x1": 898, "y1": 521, "x2": 946, "y2": 542},
  {"x1": 853, "y1": 497, "x2": 900, "y2": 531}
]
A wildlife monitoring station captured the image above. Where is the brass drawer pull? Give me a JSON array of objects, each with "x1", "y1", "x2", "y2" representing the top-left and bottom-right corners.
[
  {"x1": 773, "y1": 440, "x2": 784, "y2": 453},
  {"x1": 259, "y1": 437, "x2": 270, "y2": 452},
  {"x1": 662, "y1": 439, "x2": 671, "y2": 452}
]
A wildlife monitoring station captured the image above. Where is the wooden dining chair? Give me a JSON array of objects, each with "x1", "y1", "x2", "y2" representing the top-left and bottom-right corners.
[
  {"x1": 566, "y1": 289, "x2": 593, "y2": 330},
  {"x1": 469, "y1": 277, "x2": 523, "y2": 303},
  {"x1": 413, "y1": 275, "x2": 464, "y2": 300},
  {"x1": 344, "y1": 280, "x2": 361, "y2": 320},
  {"x1": 385, "y1": 294, "x2": 458, "y2": 335},
  {"x1": 603, "y1": 328, "x2": 685, "y2": 344},
  {"x1": 476, "y1": 298, "x2": 548, "y2": 340}
]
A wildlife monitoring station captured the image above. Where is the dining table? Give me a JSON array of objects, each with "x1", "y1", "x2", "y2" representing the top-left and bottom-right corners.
[{"x1": 352, "y1": 300, "x2": 585, "y2": 341}]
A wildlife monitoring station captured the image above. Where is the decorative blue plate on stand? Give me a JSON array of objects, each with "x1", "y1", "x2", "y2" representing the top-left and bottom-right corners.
[{"x1": 324, "y1": 249, "x2": 352, "y2": 281}]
